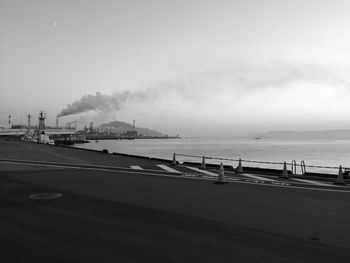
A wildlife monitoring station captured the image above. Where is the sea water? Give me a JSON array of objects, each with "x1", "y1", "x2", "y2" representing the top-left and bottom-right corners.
[{"x1": 73, "y1": 138, "x2": 350, "y2": 174}]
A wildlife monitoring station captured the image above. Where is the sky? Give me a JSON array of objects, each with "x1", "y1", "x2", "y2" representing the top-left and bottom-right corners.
[{"x1": 1, "y1": 0, "x2": 350, "y2": 137}]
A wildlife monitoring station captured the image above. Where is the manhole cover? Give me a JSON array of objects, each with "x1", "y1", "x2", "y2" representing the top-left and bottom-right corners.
[{"x1": 30, "y1": 193, "x2": 63, "y2": 199}]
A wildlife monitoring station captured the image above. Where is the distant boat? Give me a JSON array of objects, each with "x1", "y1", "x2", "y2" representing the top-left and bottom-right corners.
[
  {"x1": 95, "y1": 140, "x2": 99, "y2": 143},
  {"x1": 254, "y1": 137, "x2": 261, "y2": 140}
]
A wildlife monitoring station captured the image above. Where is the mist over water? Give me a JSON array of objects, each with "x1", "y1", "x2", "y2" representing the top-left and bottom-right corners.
[{"x1": 73, "y1": 137, "x2": 350, "y2": 174}]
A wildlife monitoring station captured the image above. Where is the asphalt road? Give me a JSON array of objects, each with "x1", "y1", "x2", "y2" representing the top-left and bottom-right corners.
[{"x1": 1, "y1": 140, "x2": 350, "y2": 262}]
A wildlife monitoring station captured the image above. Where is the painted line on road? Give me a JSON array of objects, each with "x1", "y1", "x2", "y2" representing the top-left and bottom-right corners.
[
  {"x1": 292, "y1": 178, "x2": 336, "y2": 187},
  {"x1": 130, "y1": 165, "x2": 143, "y2": 170},
  {"x1": 242, "y1": 173, "x2": 276, "y2": 182},
  {"x1": 63, "y1": 166, "x2": 350, "y2": 193},
  {"x1": 156, "y1": 165, "x2": 182, "y2": 173},
  {"x1": 2, "y1": 160, "x2": 350, "y2": 193},
  {"x1": 0, "y1": 158, "x2": 175, "y2": 175},
  {"x1": 185, "y1": 166, "x2": 218, "y2": 177}
]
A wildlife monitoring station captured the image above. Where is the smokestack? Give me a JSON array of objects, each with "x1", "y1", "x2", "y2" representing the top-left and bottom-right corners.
[
  {"x1": 89, "y1": 122, "x2": 93, "y2": 131},
  {"x1": 38, "y1": 111, "x2": 46, "y2": 131},
  {"x1": 27, "y1": 114, "x2": 31, "y2": 130},
  {"x1": 56, "y1": 117, "x2": 59, "y2": 128}
]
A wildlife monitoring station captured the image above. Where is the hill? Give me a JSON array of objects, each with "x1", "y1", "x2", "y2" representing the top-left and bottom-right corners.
[{"x1": 99, "y1": 121, "x2": 164, "y2": 137}]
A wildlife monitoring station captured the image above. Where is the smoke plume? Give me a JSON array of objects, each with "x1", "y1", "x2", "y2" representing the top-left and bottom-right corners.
[
  {"x1": 56, "y1": 61, "x2": 350, "y2": 120},
  {"x1": 57, "y1": 92, "x2": 132, "y2": 118}
]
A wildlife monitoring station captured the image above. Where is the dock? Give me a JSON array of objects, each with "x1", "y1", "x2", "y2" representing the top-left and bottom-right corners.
[{"x1": 1, "y1": 138, "x2": 350, "y2": 262}]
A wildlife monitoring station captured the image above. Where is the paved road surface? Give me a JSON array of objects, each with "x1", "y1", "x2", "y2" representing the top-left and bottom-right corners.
[{"x1": 1, "y1": 140, "x2": 350, "y2": 262}]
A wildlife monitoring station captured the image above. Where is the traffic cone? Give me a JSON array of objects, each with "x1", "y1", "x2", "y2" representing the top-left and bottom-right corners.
[
  {"x1": 215, "y1": 163, "x2": 227, "y2": 184},
  {"x1": 172, "y1": 153, "x2": 177, "y2": 166},
  {"x1": 237, "y1": 158, "x2": 243, "y2": 174},
  {"x1": 280, "y1": 161, "x2": 289, "y2": 179},
  {"x1": 334, "y1": 165, "x2": 345, "y2": 185},
  {"x1": 201, "y1": 156, "x2": 206, "y2": 169}
]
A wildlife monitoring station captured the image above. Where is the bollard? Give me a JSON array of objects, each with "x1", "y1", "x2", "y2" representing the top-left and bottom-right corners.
[
  {"x1": 201, "y1": 156, "x2": 206, "y2": 169},
  {"x1": 280, "y1": 161, "x2": 289, "y2": 179},
  {"x1": 172, "y1": 153, "x2": 177, "y2": 166},
  {"x1": 237, "y1": 158, "x2": 243, "y2": 174},
  {"x1": 215, "y1": 163, "x2": 227, "y2": 184},
  {"x1": 334, "y1": 165, "x2": 345, "y2": 185}
]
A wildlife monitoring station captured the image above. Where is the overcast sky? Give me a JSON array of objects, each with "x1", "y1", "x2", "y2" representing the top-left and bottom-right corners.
[{"x1": 1, "y1": 0, "x2": 350, "y2": 136}]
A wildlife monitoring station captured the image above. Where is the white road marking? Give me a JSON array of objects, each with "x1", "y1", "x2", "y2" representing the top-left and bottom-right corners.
[
  {"x1": 156, "y1": 164, "x2": 182, "y2": 173},
  {"x1": 242, "y1": 173, "x2": 276, "y2": 182},
  {"x1": 0, "y1": 158, "x2": 175, "y2": 174},
  {"x1": 292, "y1": 178, "x2": 335, "y2": 187},
  {"x1": 130, "y1": 165, "x2": 143, "y2": 170},
  {"x1": 185, "y1": 166, "x2": 218, "y2": 177},
  {"x1": 1, "y1": 160, "x2": 350, "y2": 193}
]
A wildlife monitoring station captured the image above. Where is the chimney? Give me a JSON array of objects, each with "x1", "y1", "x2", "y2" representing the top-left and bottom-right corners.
[
  {"x1": 38, "y1": 111, "x2": 46, "y2": 131},
  {"x1": 56, "y1": 117, "x2": 59, "y2": 128},
  {"x1": 27, "y1": 114, "x2": 31, "y2": 130}
]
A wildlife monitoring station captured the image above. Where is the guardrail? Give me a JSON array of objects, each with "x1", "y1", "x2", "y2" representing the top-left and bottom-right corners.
[{"x1": 172, "y1": 153, "x2": 347, "y2": 176}]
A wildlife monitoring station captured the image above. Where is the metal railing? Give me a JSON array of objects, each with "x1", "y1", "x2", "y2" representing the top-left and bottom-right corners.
[{"x1": 173, "y1": 153, "x2": 346, "y2": 175}]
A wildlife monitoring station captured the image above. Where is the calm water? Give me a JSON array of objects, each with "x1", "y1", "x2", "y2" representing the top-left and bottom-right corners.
[{"x1": 73, "y1": 138, "x2": 350, "y2": 174}]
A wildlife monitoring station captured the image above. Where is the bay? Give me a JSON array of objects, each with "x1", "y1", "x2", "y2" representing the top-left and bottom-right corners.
[{"x1": 73, "y1": 138, "x2": 350, "y2": 174}]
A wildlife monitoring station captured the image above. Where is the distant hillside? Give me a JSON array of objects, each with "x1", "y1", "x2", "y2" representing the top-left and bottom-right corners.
[
  {"x1": 257, "y1": 129, "x2": 350, "y2": 139},
  {"x1": 99, "y1": 121, "x2": 164, "y2": 137}
]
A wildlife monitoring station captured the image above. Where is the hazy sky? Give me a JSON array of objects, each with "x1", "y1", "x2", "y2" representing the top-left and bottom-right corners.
[{"x1": 1, "y1": 0, "x2": 350, "y2": 136}]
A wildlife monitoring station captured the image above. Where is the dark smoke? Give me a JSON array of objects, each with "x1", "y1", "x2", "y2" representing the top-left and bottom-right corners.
[{"x1": 57, "y1": 92, "x2": 131, "y2": 118}]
